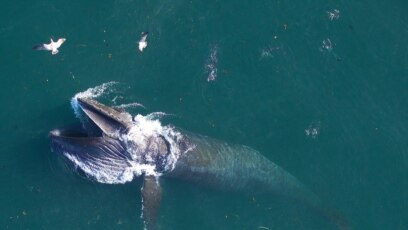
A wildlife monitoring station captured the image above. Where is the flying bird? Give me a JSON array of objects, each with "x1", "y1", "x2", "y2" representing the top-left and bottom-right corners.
[
  {"x1": 33, "y1": 38, "x2": 66, "y2": 55},
  {"x1": 138, "y1": 32, "x2": 148, "y2": 52}
]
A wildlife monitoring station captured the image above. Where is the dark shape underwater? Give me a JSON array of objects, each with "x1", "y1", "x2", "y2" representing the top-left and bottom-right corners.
[{"x1": 49, "y1": 97, "x2": 349, "y2": 230}]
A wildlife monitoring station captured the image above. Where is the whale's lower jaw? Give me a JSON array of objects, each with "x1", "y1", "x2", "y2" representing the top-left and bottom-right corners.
[{"x1": 49, "y1": 126, "x2": 136, "y2": 184}]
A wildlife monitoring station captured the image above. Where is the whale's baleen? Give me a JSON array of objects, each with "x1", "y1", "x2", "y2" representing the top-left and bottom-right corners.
[{"x1": 33, "y1": 38, "x2": 66, "y2": 55}]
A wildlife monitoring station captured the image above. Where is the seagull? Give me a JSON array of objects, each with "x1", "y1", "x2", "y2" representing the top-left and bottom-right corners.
[
  {"x1": 138, "y1": 32, "x2": 148, "y2": 52},
  {"x1": 33, "y1": 38, "x2": 66, "y2": 55}
]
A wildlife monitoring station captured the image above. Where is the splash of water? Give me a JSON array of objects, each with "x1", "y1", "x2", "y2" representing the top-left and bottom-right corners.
[
  {"x1": 305, "y1": 121, "x2": 321, "y2": 139},
  {"x1": 327, "y1": 9, "x2": 340, "y2": 21},
  {"x1": 205, "y1": 44, "x2": 218, "y2": 82},
  {"x1": 320, "y1": 39, "x2": 333, "y2": 52},
  {"x1": 70, "y1": 82, "x2": 118, "y2": 119},
  {"x1": 63, "y1": 151, "x2": 136, "y2": 184},
  {"x1": 145, "y1": 112, "x2": 173, "y2": 120},
  {"x1": 114, "y1": 102, "x2": 146, "y2": 110},
  {"x1": 65, "y1": 84, "x2": 192, "y2": 184},
  {"x1": 124, "y1": 114, "x2": 185, "y2": 173}
]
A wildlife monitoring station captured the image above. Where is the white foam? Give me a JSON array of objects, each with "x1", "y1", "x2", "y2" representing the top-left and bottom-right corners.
[
  {"x1": 205, "y1": 44, "x2": 218, "y2": 82},
  {"x1": 260, "y1": 45, "x2": 282, "y2": 59},
  {"x1": 63, "y1": 151, "x2": 135, "y2": 184},
  {"x1": 67, "y1": 85, "x2": 193, "y2": 184},
  {"x1": 134, "y1": 114, "x2": 164, "y2": 136},
  {"x1": 125, "y1": 114, "x2": 165, "y2": 156},
  {"x1": 145, "y1": 112, "x2": 172, "y2": 120},
  {"x1": 305, "y1": 121, "x2": 321, "y2": 139},
  {"x1": 123, "y1": 114, "x2": 185, "y2": 173},
  {"x1": 327, "y1": 9, "x2": 340, "y2": 21},
  {"x1": 130, "y1": 162, "x2": 161, "y2": 177},
  {"x1": 114, "y1": 102, "x2": 145, "y2": 110},
  {"x1": 319, "y1": 39, "x2": 333, "y2": 52},
  {"x1": 69, "y1": 110, "x2": 185, "y2": 184},
  {"x1": 73, "y1": 81, "x2": 118, "y2": 100},
  {"x1": 71, "y1": 82, "x2": 118, "y2": 119}
]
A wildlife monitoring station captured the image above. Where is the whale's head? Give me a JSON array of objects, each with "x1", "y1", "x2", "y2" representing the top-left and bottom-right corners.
[{"x1": 49, "y1": 98, "x2": 176, "y2": 184}]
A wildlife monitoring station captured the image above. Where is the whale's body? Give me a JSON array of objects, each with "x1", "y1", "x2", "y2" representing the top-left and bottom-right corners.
[
  {"x1": 49, "y1": 97, "x2": 347, "y2": 230},
  {"x1": 168, "y1": 132, "x2": 311, "y2": 196}
]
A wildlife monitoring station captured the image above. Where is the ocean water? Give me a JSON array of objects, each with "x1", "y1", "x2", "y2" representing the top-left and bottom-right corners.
[{"x1": 0, "y1": 0, "x2": 407, "y2": 229}]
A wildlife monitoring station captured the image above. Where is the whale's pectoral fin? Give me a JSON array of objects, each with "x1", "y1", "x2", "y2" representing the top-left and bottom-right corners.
[{"x1": 141, "y1": 176, "x2": 162, "y2": 230}]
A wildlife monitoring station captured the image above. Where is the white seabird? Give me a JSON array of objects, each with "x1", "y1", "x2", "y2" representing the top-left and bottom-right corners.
[
  {"x1": 33, "y1": 38, "x2": 66, "y2": 55},
  {"x1": 138, "y1": 32, "x2": 148, "y2": 52}
]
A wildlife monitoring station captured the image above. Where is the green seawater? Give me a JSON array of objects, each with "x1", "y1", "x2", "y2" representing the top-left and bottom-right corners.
[{"x1": 0, "y1": 0, "x2": 407, "y2": 229}]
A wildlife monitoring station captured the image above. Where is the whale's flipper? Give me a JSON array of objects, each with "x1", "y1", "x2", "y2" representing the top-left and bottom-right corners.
[{"x1": 141, "y1": 176, "x2": 162, "y2": 230}]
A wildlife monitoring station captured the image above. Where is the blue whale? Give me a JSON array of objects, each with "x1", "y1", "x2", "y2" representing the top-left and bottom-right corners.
[{"x1": 49, "y1": 97, "x2": 348, "y2": 230}]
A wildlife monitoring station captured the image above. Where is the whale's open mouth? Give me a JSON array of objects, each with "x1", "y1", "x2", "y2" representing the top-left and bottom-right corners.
[
  {"x1": 49, "y1": 97, "x2": 189, "y2": 184},
  {"x1": 49, "y1": 98, "x2": 138, "y2": 184}
]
